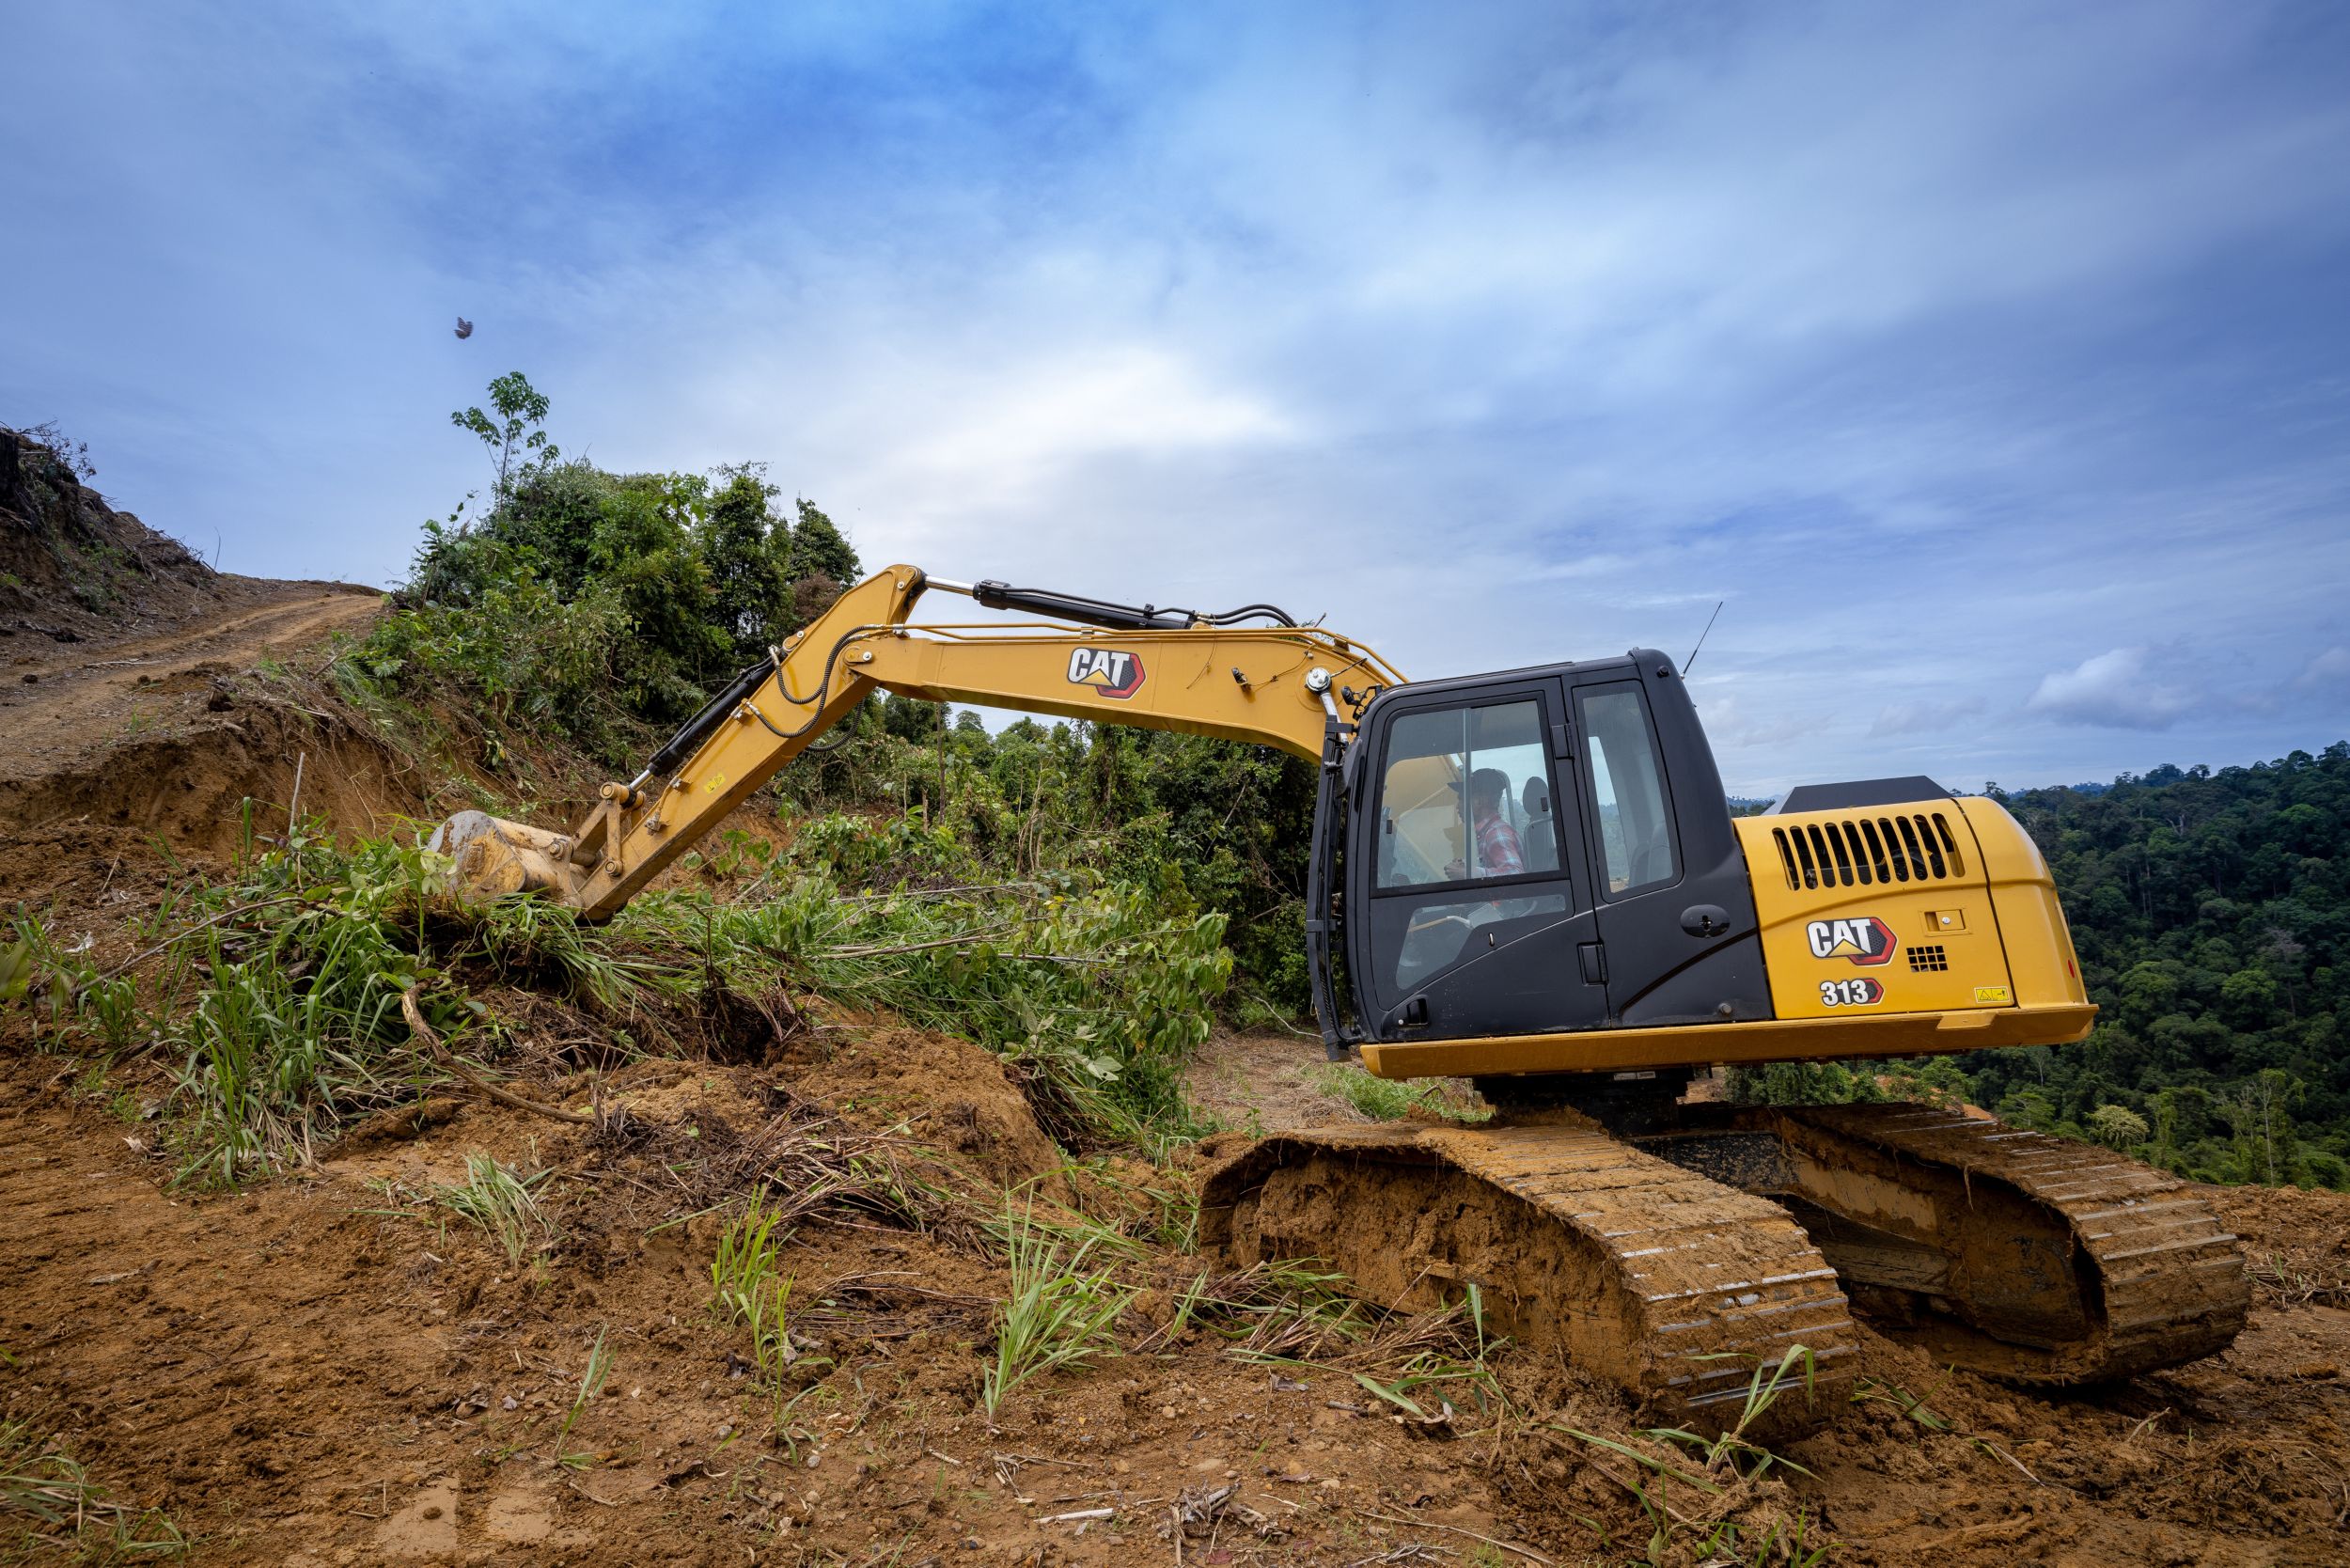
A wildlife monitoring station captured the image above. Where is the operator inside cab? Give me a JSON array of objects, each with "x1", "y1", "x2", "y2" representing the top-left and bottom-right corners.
[{"x1": 1444, "y1": 768, "x2": 1523, "y2": 880}]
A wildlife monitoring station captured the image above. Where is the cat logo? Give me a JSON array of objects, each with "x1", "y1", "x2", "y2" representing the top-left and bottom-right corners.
[
  {"x1": 1806, "y1": 916, "x2": 1897, "y2": 966},
  {"x1": 1066, "y1": 647, "x2": 1145, "y2": 699}
]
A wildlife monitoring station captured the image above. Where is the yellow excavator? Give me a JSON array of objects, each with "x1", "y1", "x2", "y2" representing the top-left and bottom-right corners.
[{"x1": 432, "y1": 565, "x2": 2248, "y2": 1431}]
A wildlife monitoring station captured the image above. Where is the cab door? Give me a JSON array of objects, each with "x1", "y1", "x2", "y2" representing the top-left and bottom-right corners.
[
  {"x1": 1349, "y1": 681, "x2": 1608, "y2": 1042},
  {"x1": 1568, "y1": 672, "x2": 1769, "y2": 1026}
]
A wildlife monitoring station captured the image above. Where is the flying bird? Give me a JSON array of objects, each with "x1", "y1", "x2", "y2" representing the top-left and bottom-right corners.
[{"x1": 453, "y1": 318, "x2": 474, "y2": 339}]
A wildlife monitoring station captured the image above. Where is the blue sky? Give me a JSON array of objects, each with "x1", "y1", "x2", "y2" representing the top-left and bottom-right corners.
[{"x1": 6, "y1": 1, "x2": 2346, "y2": 794}]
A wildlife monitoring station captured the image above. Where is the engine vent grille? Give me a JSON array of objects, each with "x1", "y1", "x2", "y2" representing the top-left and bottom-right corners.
[
  {"x1": 1772, "y1": 812, "x2": 1965, "y2": 890},
  {"x1": 1908, "y1": 944, "x2": 1950, "y2": 972}
]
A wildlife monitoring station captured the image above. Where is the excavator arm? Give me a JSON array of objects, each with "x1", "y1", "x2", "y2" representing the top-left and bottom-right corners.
[{"x1": 431, "y1": 564, "x2": 1402, "y2": 921}]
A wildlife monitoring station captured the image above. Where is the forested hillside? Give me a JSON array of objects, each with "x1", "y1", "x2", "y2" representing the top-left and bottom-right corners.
[{"x1": 1966, "y1": 752, "x2": 2350, "y2": 1187}]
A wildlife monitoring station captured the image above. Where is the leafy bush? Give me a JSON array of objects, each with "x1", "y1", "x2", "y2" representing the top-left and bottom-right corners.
[{"x1": 349, "y1": 376, "x2": 861, "y2": 765}]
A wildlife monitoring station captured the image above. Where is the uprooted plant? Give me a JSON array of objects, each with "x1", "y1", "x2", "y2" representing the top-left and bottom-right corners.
[
  {"x1": 427, "y1": 1152, "x2": 558, "y2": 1268},
  {"x1": 1557, "y1": 1345, "x2": 1832, "y2": 1564},
  {"x1": 1850, "y1": 1370, "x2": 2058, "y2": 1489}
]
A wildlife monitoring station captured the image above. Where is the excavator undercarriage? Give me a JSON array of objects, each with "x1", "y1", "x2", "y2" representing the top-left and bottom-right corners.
[{"x1": 1200, "y1": 1081, "x2": 2250, "y2": 1435}]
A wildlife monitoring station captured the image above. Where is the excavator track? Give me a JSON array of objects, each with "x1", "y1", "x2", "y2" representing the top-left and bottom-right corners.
[
  {"x1": 1674, "y1": 1102, "x2": 2251, "y2": 1384},
  {"x1": 1198, "y1": 1121, "x2": 1858, "y2": 1435}
]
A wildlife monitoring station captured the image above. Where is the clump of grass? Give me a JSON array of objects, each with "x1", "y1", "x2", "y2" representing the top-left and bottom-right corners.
[
  {"x1": 429, "y1": 1152, "x2": 556, "y2": 1266},
  {"x1": 1559, "y1": 1346, "x2": 1830, "y2": 1564},
  {"x1": 1643, "y1": 1345, "x2": 1820, "y2": 1482},
  {"x1": 554, "y1": 1327, "x2": 613, "y2": 1469},
  {"x1": 705, "y1": 1193, "x2": 841, "y2": 1451},
  {"x1": 1310, "y1": 1063, "x2": 1491, "y2": 1124},
  {"x1": 711, "y1": 1190, "x2": 803, "y2": 1385},
  {"x1": 1063, "y1": 1159, "x2": 1202, "y2": 1253},
  {"x1": 2248, "y1": 1249, "x2": 2350, "y2": 1309},
  {"x1": 982, "y1": 1201, "x2": 1134, "y2": 1418},
  {"x1": 0, "y1": 1418, "x2": 188, "y2": 1559},
  {"x1": 1152, "y1": 1259, "x2": 1369, "y2": 1357},
  {"x1": 1563, "y1": 1346, "x2": 1819, "y2": 1487},
  {"x1": 711, "y1": 1188, "x2": 791, "y2": 1321},
  {"x1": 1146, "y1": 1258, "x2": 1508, "y2": 1426},
  {"x1": 981, "y1": 1195, "x2": 1150, "y2": 1268}
]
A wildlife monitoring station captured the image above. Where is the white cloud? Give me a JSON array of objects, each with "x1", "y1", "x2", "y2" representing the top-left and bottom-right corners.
[
  {"x1": 1698, "y1": 695, "x2": 1814, "y2": 753},
  {"x1": 2026, "y1": 648, "x2": 2195, "y2": 730},
  {"x1": 1871, "y1": 696, "x2": 1989, "y2": 737},
  {"x1": 897, "y1": 347, "x2": 1298, "y2": 506},
  {"x1": 2295, "y1": 645, "x2": 2350, "y2": 690}
]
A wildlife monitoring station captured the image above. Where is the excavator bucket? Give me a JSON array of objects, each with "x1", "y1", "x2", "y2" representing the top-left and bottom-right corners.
[{"x1": 428, "y1": 810, "x2": 585, "y2": 903}]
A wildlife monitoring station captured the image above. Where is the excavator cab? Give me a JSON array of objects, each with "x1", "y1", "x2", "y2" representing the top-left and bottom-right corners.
[{"x1": 1341, "y1": 650, "x2": 1768, "y2": 1047}]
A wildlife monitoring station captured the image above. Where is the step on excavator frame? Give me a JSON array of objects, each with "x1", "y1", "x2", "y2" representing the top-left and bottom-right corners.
[{"x1": 1198, "y1": 1100, "x2": 2248, "y2": 1437}]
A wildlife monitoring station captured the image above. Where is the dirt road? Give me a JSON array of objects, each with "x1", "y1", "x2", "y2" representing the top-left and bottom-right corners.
[
  {"x1": 0, "y1": 579, "x2": 379, "y2": 785},
  {"x1": 0, "y1": 581, "x2": 404, "y2": 914}
]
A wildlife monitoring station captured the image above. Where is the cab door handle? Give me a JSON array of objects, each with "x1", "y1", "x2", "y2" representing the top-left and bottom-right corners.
[
  {"x1": 1577, "y1": 943, "x2": 1606, "y2": 985},
  {"x1": 1681, "y1": 904, "x2": 1730, "y2": 938}
]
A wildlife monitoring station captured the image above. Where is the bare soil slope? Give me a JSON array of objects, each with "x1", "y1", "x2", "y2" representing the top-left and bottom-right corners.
[
  {"x1": 2, "y1": 431, "x2": 390, "y2": 913},
  {"x1": 3, "y1": 574, "x2": 2348, "y2": 1567}
]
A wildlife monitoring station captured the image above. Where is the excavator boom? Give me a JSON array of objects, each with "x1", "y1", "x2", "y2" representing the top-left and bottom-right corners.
[{"x1": 434, "y1": 566, "x2": 1399, "y2": 920}]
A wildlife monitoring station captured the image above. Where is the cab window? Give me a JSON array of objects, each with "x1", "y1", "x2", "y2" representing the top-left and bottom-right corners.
[
  {"x1": 1374, "y1": 700, "x2": 1558, "y2": 888},
  {"x1": 1580, "y1": 686, "x2": 1676, "y2": 894}
]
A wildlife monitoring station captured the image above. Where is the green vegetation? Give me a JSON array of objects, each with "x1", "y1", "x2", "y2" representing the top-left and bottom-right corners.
[
  {"x1": 553, "y1": 1327, "x2": 613, "y2": 1470},
  {"x1": 1310, "y1": 1061, "x2": 1492, "y2": 1122},
  {"x1": 981, "y1": 1201, "x2": 1134, "y2": 1417},
  {"x1": 8, "y1": 803, "x2": 1230, "y2": 1182},
  {"x1": 1, "y1": 1418, "x2": 186, "y2": 1560},
  {"x1": 336, "y1": 374, "x2": 1321, "y2": 1011},
  {"x1": 710, "y1": 1189, "x2": 801, "y2": 1400},
  {"x1": 340, "y1": 373, "x2": 865, "y2": 770},
  {"x1": 1970, "y1": 749, "x2": 2350, "y2": 1187},
  {"x1": 428, "y1": 1152, "x2": 556, "y2": 1268},
  {"x1": 1559, "y1": 1346, "x2": 1830, "y2": 1565}
]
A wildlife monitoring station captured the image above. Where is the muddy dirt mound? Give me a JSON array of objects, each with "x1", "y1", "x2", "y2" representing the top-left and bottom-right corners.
[
  {"x1": 784, "y1": 1019, "x2": 1069, "y2": 1193},
  {"x1": 0, "y1": 427, "x2": 401, "y2": 917},
  {"x1": 0, "y1": 426, "x2": 221, "y2": 639}
]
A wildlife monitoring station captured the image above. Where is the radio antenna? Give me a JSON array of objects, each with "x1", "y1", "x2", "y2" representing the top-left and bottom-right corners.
[{"x1": 1683, "y1": 600, "x2": 1725, "y2": 675}]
